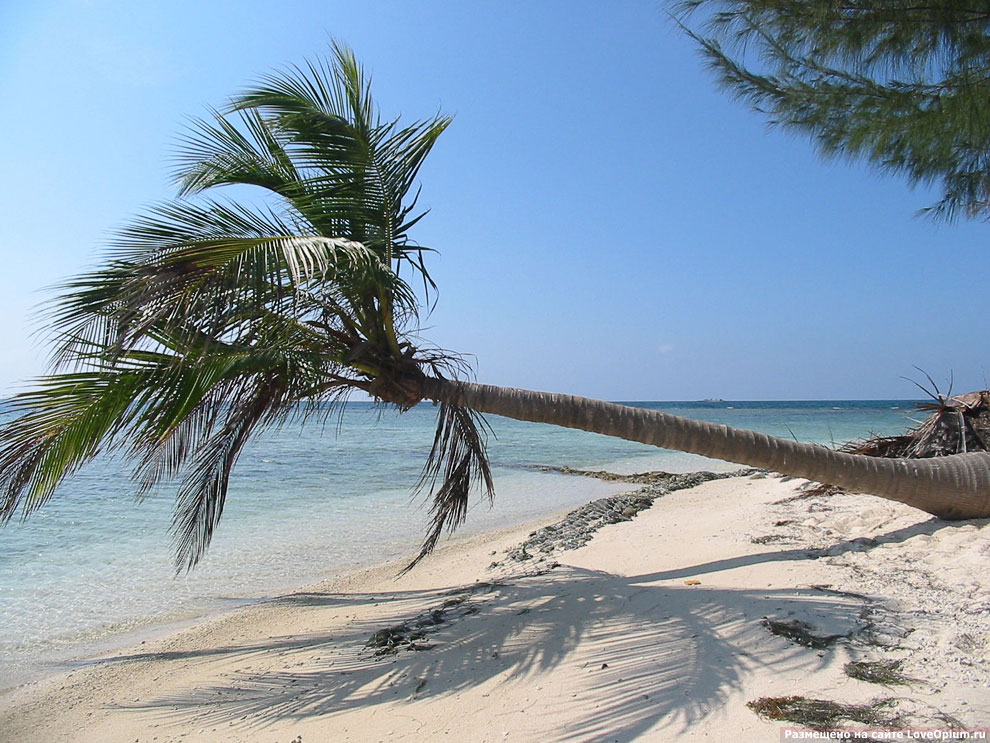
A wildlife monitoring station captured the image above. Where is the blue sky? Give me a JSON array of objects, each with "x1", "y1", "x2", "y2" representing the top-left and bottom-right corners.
[{"x1": 0, "y1": 0, "x2": 986, "y2": 400}]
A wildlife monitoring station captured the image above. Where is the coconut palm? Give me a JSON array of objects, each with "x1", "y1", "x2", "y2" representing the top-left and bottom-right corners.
[{"x1": 1, "y1": 44, "x2": 988, "y2": 572}]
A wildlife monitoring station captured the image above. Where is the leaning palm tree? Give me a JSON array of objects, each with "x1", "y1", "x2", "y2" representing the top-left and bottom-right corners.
[{"x1": 1, "y1": 44, "x2": 988, "y2": 572}]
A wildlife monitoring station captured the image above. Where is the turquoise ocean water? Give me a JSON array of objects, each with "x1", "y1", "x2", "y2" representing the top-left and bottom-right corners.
[{"x1": 0, "y1": 399, "x2": 920, "y2": 688}]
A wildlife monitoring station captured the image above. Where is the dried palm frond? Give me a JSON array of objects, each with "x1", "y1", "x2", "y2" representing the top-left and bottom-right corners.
[{"x1": 804, "y1": 389, "x2": 990, "y2": 496}]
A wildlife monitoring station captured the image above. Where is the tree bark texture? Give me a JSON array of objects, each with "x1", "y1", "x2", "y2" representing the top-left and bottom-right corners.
[{"x1": 422, "y1": 378, "x2": 990, "y2": 520}]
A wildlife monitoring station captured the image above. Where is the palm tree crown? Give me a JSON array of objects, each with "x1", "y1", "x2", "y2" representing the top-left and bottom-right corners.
[{"x1": 0, "y1": 43, "x2": 490, "y2": 571}]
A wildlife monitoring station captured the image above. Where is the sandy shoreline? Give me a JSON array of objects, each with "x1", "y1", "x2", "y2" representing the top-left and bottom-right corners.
[{"x1": 2, "y1": 474, "x2": 988, "y2": 741}]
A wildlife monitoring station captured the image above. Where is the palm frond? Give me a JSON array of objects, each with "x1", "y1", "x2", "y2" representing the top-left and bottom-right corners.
[
  {"x1": 404, "y1": 402, "x2": 494, "y2": 571},
  {"x1": 174, "y1": 107, "x2": 301, "y2": 198},
  {"x1": 170, "y1": 379, "x2": 283, "y2": 571},
  {"x1": 46, "y1": 196, "x2": 417, "y2": 364},
  {"x1": 0, "y1": 372, "x2": 148, "y2": 520},
  {"x1": 0, "y1": 43, "x2": 494, "y2": 572},
  {"x1": 229, "y1": 41, "x2": 451, "y2": 277}
]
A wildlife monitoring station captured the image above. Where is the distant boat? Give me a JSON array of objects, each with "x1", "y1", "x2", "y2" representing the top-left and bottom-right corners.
[{"x1": 700, "y1": 398, "x2": 725, "y2": 403}]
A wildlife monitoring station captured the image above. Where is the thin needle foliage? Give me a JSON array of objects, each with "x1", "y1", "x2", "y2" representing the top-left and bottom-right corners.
[{"x1": 676, "y1": 1, "x2": 990, "y2": 221}]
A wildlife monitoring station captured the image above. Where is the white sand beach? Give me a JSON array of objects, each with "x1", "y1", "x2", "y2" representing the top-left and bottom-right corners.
[{"x1": 1, "y1": 474, "x2": 988, "y2": 741}]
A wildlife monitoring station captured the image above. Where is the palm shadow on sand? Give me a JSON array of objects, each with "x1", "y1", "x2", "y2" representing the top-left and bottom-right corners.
[{"x1": 112, "y1": 557, "x2": 875, "y2": 742}]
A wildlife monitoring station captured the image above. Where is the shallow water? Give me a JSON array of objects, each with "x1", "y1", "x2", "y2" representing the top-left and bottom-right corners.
[{"x1": 0, "y1": 399, "x2": 918, "y2": 687}]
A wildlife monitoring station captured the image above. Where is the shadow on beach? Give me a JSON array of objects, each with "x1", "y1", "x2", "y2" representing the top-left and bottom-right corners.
[{"x1": 106, "y1": 558, "x2": 873, "y2": 741}]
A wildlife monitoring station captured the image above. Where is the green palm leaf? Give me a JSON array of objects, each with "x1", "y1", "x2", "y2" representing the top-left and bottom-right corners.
[{"x1": 0, "y1": 42, "x2": 491, "y2": 570}]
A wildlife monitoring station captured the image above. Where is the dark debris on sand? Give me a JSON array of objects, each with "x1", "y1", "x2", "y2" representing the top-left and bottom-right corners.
[
  {"x1": 366, "y1": 592, "x2": 487, "y2": 656},
  {"x1": 844, "y1": 659, "x2": 914, "y2": 686},
  {"x1": 504, "y1": 469, "x2": 757, "y2": 561},
  {"x1": 761, "y1": 617, "x2": 849, "y2": 650},
  {"x1": 747, "y1": 695, "x2": 901, "y2": 730}
]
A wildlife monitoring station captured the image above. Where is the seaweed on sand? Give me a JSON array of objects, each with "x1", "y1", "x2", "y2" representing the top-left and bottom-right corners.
[
  {"x1": 747, "y1": 695, "x2": 900, "y2": 729},
  {"x1": 761, "y1": 618, "x2": 847, "y2": 649},
  {"x1": 366, "y1": 594, "x2": 482, "y2": 656},
  {"x1": 751, "y1": 534, "x2": 789, "y2": 544},
  {"x1": 844, "y1": 659, "x2": 914, "y2": 686}
]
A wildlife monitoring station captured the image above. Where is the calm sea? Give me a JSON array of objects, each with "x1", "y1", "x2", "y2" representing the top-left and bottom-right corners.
[{"x1": 0, "y1": 399, "x2": 919, "y2": 688}]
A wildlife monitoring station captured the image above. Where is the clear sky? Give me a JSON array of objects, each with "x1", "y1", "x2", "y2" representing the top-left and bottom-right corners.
[{"x1": 0, "y1": 0, "x2": 986, "y2": 401}]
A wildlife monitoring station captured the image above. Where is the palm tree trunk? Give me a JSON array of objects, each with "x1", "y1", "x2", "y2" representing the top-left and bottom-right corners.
[{"x1": 421, "y1": 377, "x2": 990, "y2": 520}]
